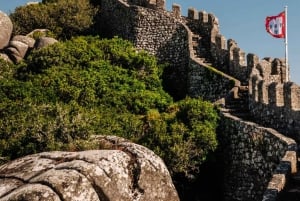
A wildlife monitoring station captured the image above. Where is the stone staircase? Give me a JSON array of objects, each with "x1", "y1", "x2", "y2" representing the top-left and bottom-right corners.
[
  {"x1": 191, "y1": 32, "x2": 212, "y2": 66},
  {"x1": 222, "y1": 85, "x2": 253, "y2": 121},
  {"x1": 190, "y1": 30, "x2": 253, "y2": 121}
]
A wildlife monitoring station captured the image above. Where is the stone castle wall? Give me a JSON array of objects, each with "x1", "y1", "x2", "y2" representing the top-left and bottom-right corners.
[
  {"x1": 100, "y1": 0, "x2": 190, "y2": 99},
  {"x1": 99, "y1": 1, "x2": 299, "y2": 200},
  {"x1": 219, "y1": 112, "x2": 297, "y2": 201},
  {"x1": 188, "y1": 59, "x2": 236, "y2": 102}
]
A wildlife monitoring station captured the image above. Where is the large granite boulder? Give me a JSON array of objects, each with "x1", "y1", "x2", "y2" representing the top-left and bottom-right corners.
[
  {"x1": 12, "y1": 35, "x2": 36, "y2": 49},
  {"x1": 5, "y1": 41, "x2": 29, "y2": 63},
  {"x1": 3, "y1": 35, "x2": 36, "y2": 63},
  {"x1": 0, "y1": 11, "x2": 13, "y2": 49},
  {"x1": 0, "y1": 135, "x2": 179, "y2": 201}
]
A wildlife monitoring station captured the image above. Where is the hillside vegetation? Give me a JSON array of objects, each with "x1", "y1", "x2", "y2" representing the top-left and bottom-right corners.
[
  {"x1": 3, "y1": 0, "x2": 220, "y2": 182},
  {"x1": 10, "y1": 0, "x2": 99, "y2": 39}
]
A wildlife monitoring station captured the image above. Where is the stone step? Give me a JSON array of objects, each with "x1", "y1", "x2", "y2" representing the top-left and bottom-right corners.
[
  {"x1": 194, "y1": 57, "x2": 204, "y2": 63},
  {"x1": 203, "y1": 62, "x2": 212, "y2": 66},
  {"x1": 225, "y1": 106, "x2": 249, "y2": 112},
  {"x1": 227, "y1": 97, "x2": 247, "y2": 102},
  {"x1": 192, "y1": 43, "x2": 198, "y2": 47},
  {"x1": 191, "y1": 33, "x2": 210, "y2": 60},
  {"x1": 192, "y1": 35, "x2": 200, "y2": 41},
  {"x1": 226, "y1": 101, "x2": 248, "y2": 108},
  {"x1": 223, "y1": 85, "x2": 252, "y2": 120},
  {"x1": 233, "y1": 113, "x2": 252, "y2": 120},
  {"x1": 193, "y1": 56, "x2": 212, "y2": 64},
  {"x1": 277, "y1": 167, "x2": 300, "y2": 200},
  {"x1": 277, "y1": 186, "x2": 300, "y2": 201},
  {"x1": 222, "y1": 108, "x2": 252, "y2": 120},
  {"x1": 239, "y1": 85, "x2": 249, "y2": 91},
  {"x1": 193, "y1": 51, "x2": 209, "y2": 59},
  {"x1": 225, "y1": 103, "x2": 249, "y2": 110},
  {"x1": 226, "y1": 104, "x2": 249, "y2": 110},
  {"x1": 288, "y1": 188, "x2": 300, "y2": 193}
]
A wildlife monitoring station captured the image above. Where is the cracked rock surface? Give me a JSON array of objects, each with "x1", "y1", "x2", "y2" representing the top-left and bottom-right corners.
[{"x1": 0, "y1": 135, "x2": 179, "y2": 201}]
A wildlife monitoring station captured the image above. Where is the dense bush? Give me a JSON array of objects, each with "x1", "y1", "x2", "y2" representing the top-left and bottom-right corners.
[
  {"x1": 0, "y1": 59, "x2": 14, "y2": 78},
  {"x1": 10, "y1": 0, "x2": 98, "y2": 39},
  {"x1": 17, "y1": 36, "x2": 171, "y2": 113},
  {"x1": 0, "y1": 36, "x2": 219, "y2": 179},
  {"x1": 137, "y1": 98, "x2": 219, "y2": 177}
]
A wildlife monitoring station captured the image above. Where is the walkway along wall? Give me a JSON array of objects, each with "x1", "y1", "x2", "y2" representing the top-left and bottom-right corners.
[{"x1": 219, "y1": 111, "x2": 297, "y2": 201}]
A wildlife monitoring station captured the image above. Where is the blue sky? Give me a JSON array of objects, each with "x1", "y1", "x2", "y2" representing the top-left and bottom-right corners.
[{"x1": 1, "y1": 0, "x2": 300, "y2": 84}]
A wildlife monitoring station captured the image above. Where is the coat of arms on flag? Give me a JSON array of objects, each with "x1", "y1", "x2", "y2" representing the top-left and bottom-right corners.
[{"x1": 265, "y1": 11, "x2": 285, "y2": 38}]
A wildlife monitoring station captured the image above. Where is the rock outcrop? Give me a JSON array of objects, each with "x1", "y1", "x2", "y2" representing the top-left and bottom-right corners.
[
  {"x1": 0, "y1": 135, "x2": 179, "y2": 201},
  {"x1": 12, "y1": 35, "x2": 36, "y2": 49},
  {"x1": 5, "y1": 40, "x2": 29, "y2": 63},
  {"x1": 0, "y1": 10, "x2": 58, "y2": 64},
  {"x1": 0, "y1": 11, "x2": 13, "y2": 49}
]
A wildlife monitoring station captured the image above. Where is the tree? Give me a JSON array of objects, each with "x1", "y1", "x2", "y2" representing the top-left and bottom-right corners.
[{"x1": 10, "y1": 0, "x2": 98, "y2": 39}]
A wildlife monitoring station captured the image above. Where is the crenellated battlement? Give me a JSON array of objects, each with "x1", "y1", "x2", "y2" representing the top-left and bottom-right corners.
[
  {"x1": 187, "y1": 8, "x2": 219, "y2": 28},
  {"x1": 183, "y1": 6, "x2": 251, "y2": 82},
  {"x1": 250, "y1": 76, "x2": 300, "y2": 111},
  {"x1": 171, "y1": 4, "x2": 181, "y2": 19},
  {"x1": 249, "y1": 55, "x2": 291, "y2": 103},
  {"x1": 248, "y1": 55, "x2": 300, "y2": 142}
]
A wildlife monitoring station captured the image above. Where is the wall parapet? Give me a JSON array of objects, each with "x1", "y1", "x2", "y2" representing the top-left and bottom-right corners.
[
  {"x1": 263, "y1": 150, "x2": 297, "y2": 201},
  {"x1": 188, "y1": 59, "x2": 237, "y2": 102},
  {"x1": 249, "y1": 58, "x2": 300, "y2": 138},
  {"x1": 184, "y1": 6, "x2": 250, "y2": 83},
  {"x1": 249, "y1": 58, "x2": 300, "y2": 106}
]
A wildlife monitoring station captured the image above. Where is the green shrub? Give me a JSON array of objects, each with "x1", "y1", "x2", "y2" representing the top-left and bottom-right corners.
[
  {"x1": 18, "y1": 36, "x2": 171, "y2": 113},
  {"x1": 0, "y1": 36, "x2": 171, "y2": 157},
  {"x1": 0, "y1": 59, "x2": 16, "y2": 78},
  {"x1": 10, "y1": 0, "x2": 98, "y2": 39},
  {"x1": 137, "y1": 98, "x2": 219, "y2": 177},
  {"x1": 0, "y1": 36, "x2": 219, "y2": 181},
  {"x1": 0, "y1": 102, "x2": 93, "y2": 158}
]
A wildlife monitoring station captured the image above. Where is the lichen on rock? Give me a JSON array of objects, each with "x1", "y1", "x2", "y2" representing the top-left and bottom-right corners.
[{"x1": 0, "y1": 135, "x2": 179, "y2": 201}]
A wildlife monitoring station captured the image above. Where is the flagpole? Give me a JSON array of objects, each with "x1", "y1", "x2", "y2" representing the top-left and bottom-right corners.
[{"x1": 285, "y1": 5, "x2": 289, "y2": 82}]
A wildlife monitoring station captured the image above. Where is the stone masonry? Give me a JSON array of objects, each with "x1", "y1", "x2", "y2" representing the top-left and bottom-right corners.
[
  {"x1": 99, "y1": 1, "x2": 300, "y2": 200},
  {"x1": 219, "y1": 111, "x2": 297, "y2": 201}
]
